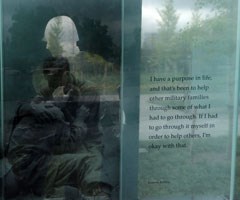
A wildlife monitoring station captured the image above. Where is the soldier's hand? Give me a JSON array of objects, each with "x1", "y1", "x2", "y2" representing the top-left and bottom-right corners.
[
  {"x1": 30, "y1": 102, "x2": 65, "y2": 123},
  {"x1": 52, "y1": 86, "x2": 71, "y2": 108}
]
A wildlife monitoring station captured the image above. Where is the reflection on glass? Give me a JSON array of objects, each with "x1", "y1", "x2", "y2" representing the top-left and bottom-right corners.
[
  {"x1": 139, "y1": 0, "x2": 239, "y2": 199},
  {"x1": 2, "y1": 1, "x2": 121, "y2": 199}
]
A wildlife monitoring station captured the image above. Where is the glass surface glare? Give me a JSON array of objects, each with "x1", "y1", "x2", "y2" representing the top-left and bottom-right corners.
[{"x1": 139, "y1": 0, "x2": 239, "y2": 199}]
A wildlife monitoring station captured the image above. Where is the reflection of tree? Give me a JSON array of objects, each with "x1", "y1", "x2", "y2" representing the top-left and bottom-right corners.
[
  {"x1": 195, "y1": 0, "x2": 230, "y2": 12},
  {"x1": 47, "y1": 17, "x2": 64, "y2": 56},
  {"x1": 157, "y1": 0, "x2": 178, "y2": 36},
  {"x1": 77, "y1": 18, "x2": 118, "y2": 63},
  {"x1": 142, "y1": 0, "x2": 179, "y2": 74},
  {"x1": 71, "y1": 17, "x2": 120, "y2": 93},
  {"x1": 141, "y1": 0, "x2": 237, "y2": 76},
  {"x1": 5, "y1": 6, "x2": 56, "y2": 99},
  {"x1": 6, "y1": 6, "x2": 57, "y2": 69}
]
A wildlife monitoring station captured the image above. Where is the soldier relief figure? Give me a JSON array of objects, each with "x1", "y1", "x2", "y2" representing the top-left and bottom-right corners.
[{"x1": 6, "y1": 16, "x2": 113, "y2": 200}]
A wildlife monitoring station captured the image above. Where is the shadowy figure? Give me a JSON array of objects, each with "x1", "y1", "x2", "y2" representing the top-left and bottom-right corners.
[{"x1": 7, "y1": 57, "x2": 112, "y2": 200}]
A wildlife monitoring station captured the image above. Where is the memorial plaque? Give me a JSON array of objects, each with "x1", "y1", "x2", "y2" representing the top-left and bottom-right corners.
[{"x1": 138, "y1": 0, "x2": 239, "y2": 199}]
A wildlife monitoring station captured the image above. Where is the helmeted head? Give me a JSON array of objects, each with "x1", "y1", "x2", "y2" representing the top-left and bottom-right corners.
[{"x1": 43, "y1": 16, "x2": 80, "y2": 57}]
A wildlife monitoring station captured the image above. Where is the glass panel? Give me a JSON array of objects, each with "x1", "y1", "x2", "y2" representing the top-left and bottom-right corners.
[
  {"x1": 138, "y1": 0, "x2": 239, "y2": 199},
  {"x1": 120, "y1": 0, "x2": 142, "y2": 199},
  {"x1": 1, "y1": 1, "x2": 121, "y2": 199},
  {"x1": 0, "y1": 0, "x2": 4, "y2": 197}
]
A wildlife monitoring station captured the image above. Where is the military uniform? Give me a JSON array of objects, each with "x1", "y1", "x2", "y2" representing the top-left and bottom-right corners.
[{"x1": 8, "y1": 81, "x2": 111, "y2": 197}]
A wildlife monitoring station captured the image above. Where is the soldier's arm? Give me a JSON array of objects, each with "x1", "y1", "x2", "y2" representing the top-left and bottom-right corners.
[{"x1": 17, "y1": 100, "x2": 64, "y2": 123}]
